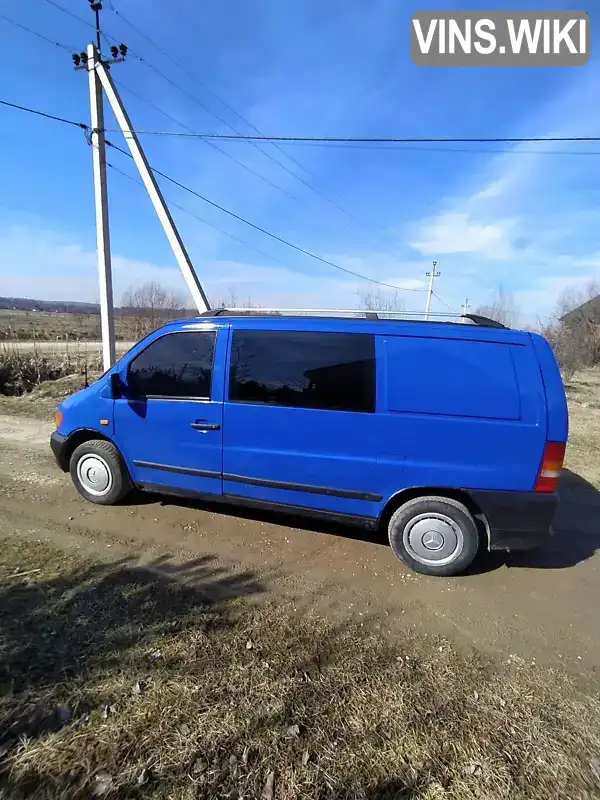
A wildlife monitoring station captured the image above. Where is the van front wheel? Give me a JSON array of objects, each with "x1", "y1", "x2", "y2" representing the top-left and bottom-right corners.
[
  {"x1": 388, "y1": 496, "x2": 480, "y2": 577},
  {"x1": 69, "y1": 439, "x2": 131, "y2": 505}
]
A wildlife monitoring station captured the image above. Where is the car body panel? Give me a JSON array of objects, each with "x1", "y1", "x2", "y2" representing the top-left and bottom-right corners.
[{"x1": 52, "y1": 315, "x2": 568, "y2": 551}]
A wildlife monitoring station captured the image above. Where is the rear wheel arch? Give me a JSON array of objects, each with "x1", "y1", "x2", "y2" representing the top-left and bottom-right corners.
[
  {"x1": 388, "y1": 495, "x2": 481, "y2": 576},
  {"x1": 378, "y1": 486, "x2": 490, "y2": 549}
]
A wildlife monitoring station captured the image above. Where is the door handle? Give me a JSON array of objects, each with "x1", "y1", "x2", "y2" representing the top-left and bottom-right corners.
[{"x1": 190, "y1": 421, "x2": 221, "y2": 431}]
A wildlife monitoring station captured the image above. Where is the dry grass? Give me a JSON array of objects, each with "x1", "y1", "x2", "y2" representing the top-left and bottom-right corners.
[
  {"x1": 0, "y1": 343, "x2": 102, "y2": 420},
  {"x1": 565, "y1": 367, "x2": 600, "y2": 411},
  {"x1": 564, "y1": 368, "x2": 600, "y2": 488},
  {"x1": 0, "y1": 538, "x2": 599, "y2": 800},
  {"x1": 0, "y1": 374, "x2": 99, "y2": 420},
  {"x1": 0, "y1": 343, "x2": 102, "y2": 397},
  {"x1": 0, "y1": 309, "x2": 137, "y2": 342}
]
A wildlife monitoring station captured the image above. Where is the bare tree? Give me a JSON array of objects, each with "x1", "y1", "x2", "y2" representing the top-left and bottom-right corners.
[
  {"x1": 541, "y1": 279, "x2": 600, "y2": 380},
  {"x1": 357, "y1": 287, "x2": 405, "y2": 313},
  {"x1": 211, "y1": 287, "x2": 262, "y2": 310},
  {"x1": 474, "y1": 285, "x2": 520, "y2": 328},
  {"x1": 120, "y1": 282, "x2": 187, "y2": 338}
]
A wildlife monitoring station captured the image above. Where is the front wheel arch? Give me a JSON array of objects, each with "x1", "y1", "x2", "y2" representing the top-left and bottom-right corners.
[
  {"x1": 69, "y1": 438, "x2": 132, "y2": 505},
  {"x1": 58, "y1": 428, "x2": 113, "y2": 471}
]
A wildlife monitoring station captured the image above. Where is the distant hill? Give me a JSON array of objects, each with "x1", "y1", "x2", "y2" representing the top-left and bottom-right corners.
[
  {"x1": 0, "y1": 297, "x2": 101, "y2": 314},
  {"x1": 0, "y1": 297, "x2": 194, "y2": 318}
]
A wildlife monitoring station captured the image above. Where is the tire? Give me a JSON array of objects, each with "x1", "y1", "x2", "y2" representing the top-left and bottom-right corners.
[
  {"x1": 388, "y1": 496, "x2": 480, "y2": 577},
  {"x1": 69, "y1": 439, "x2": 131, "y2": 506}
]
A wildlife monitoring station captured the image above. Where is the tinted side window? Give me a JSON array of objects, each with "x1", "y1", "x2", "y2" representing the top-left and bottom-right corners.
[
  {"x1": 229, "y1": 330, "x2": 375, "y2": 412},
  {"x1": 128, "y1": 331, "x2": 216, "y2": 398}
]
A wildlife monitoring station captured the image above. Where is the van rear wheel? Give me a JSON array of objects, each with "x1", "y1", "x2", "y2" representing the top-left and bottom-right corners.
[
  {"x1": 388, "y1": 496, "x2": 480, "y2": 577},
  {"x1": 69, "y1": 439, "x2": 131, "y2": 506}
]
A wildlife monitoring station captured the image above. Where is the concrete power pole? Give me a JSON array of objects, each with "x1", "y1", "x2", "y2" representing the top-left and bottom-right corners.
[
  {"x1": 87, "y1": 42, "x2": 115, "y2": 372},
  {"x1": 462, "y1": 298, "x2": 470, "y2": 322},
  {"x1": 73, "y1": 0, "x2": 209, "y2": 372},
  {"x1": 424, "y1": 261, "x2": 440, "y2": 320}
]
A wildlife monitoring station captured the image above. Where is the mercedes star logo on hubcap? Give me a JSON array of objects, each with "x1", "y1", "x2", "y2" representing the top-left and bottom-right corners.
[{"x1": 422, "y1": 530, "x2": 444, "y2": 550}]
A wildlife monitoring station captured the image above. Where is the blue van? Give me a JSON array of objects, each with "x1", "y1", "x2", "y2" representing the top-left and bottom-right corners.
[{"x1": 50, "y1": 310, "x2": 568, "y2": 576}]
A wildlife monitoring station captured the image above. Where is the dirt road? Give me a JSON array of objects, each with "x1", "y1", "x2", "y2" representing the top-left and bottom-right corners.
[{"x1": 0, "y1": 412, "x2": 598, "y2": 684}]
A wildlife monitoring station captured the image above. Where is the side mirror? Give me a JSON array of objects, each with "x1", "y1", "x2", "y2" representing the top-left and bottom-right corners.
[{"x1": 110, "y1": 372, "x2": 124, "y2": 399}]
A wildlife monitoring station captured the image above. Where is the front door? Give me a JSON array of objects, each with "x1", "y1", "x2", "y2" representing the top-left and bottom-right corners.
[{"x1": 114, "y1": 327, "x2": 224, "y2": 496}]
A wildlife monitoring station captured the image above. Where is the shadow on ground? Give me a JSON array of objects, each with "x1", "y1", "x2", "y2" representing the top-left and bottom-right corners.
[
  {"x1": 130, "y1": 468, "x2": 600, "y2": 574},
  {"x1": 0, "y1": 550, "x2": 264, "y2": 756},
  {"x1": 130, "y1": 488, "x2": 391, "y2": 546},
  {"x1": 500, "y1": 469, "x2": 600, "y2": 570}
]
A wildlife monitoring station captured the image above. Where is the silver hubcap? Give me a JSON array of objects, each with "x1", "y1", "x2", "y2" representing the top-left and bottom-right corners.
[
  {"x1": 77, "y1": 454, "x2": 112, "y2": 497},
  {"x1": 403, "y1": 512, "x2": 464, "y2": 566}
]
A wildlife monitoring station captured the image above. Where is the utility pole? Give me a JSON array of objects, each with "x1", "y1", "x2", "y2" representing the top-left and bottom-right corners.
[
  {"x1": 424, "y1": 261, "x2": 440, "y2": 320},
  {"x1": 87, "y1": 39, "x2": 115, "y2": 371},
  {"x1": 72, "y1": 0, "x2": 209, "y2": 372},
  {"x1": 462, "y1": 297, "x2": 470, "y2": 322},
  {"x1": 92, "y1": 0, "x2": 102, "y2": 52}
]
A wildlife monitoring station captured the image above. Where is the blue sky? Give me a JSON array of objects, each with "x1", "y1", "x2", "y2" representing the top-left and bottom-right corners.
[{"x1": 0, "y1": 0, "x2": 599, "y2": 319}]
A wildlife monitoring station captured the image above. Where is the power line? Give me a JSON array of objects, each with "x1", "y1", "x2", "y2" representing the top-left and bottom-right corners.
[
  {"x1": 19, "y1": 5, "x2": 600, "y2": 161},
  {"x1": 134, "y1": 55, "x2": 365, "y2": 221},
  {"x1": 41, "y1": 0, "x2": 94, "y2": 31},
  {"x1": 3, "y1": 11, "x2": 597, "y2": 167},
  {"x1": 105, "y1": 0, "x2": 358, "y2": 214},
  {"x1": 103, "y1": 2, "x2": 367, "y2": 221},
  {"x1": 134, "y1": 132, "x2": 600, "y2": 144},
  {"x1": 432, "y1": 291, "x2": 454, "y2": 312},
  {"x1": 106, "y1": 0, "x2": 241, "y2": 121},
  {"x1": 10, "y1": 2, "x2": 140, "y2": 62},
  {"x1": 104, "y1": 158, "x2": 308, "y2": 273},
  {"x1": 98, "y1": 5, "x2": 555, "y2": 258},
  {"x1": 113, "y1": 78, "x2": 307, "y2": 206},
  {"x1": 104, "y1": 140, "x2": 426, "y2": 292},
  {"x1": 40, "y1": 0, "x2": 137, "y2": 53},
  {"x1": 0, "y1": 11, "x2": 76, "y2": 52},
  {"x1": 8, "y1": 0, "x2": 303, "y2": 195},
  {"x1": 97, "y1": 124, "x2": 600, "y2": 155},
  {"x1": 4, "y1": 90, "x2": 594, "y2": 162},
  {"x1": 9, "y1": 11, "x2": 447, "y2": 313},
  {"x1": 0, "y1": 93, "x2": 422, "y2": 295},
  {"x1": 107, "y1": 52, "x2": 397, "y2": 245},
  {"x1": 0, "y1": 98, "x2": 88, "y2": 129},
  {"x1": 255, "y1": 141, "x2": 600, "y2": 156},
  {"x1": 115, "y1": 51, "x2": 362, "y2": 222}
]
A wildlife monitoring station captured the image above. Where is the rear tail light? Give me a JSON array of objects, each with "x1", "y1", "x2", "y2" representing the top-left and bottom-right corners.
[
  {"x1": 55, "y1": 410, "x2": 63, "y2": 429},
  {"x1": 534, "y1": 441, "x2": 566, "y2": 493}
]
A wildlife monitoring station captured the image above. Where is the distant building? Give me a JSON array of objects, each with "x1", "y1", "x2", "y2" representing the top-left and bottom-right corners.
[{"x1": 560, "y1": 295, "x2": 600, "y2": 327}]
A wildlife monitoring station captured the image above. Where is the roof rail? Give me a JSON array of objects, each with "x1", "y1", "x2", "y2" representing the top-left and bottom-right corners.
[
  {"x1": 203, "y1": 307, "x2": 463, "y2": 319},
  {"x1": 200, "y1": 308, "x2": 508, "y2": 328},
  {"x1": 462, "y1": 313, "x2": 506, "y2": 329}
]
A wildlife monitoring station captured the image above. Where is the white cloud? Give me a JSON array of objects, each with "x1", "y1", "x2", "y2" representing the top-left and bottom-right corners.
[
  {"x1": 0, "y1": 223, "x2": 187, "y2": 303},
  {"x1": 473, "y1": 179, "x2": 508, "y2": 201},
  {"x1": 0, "y1": 222, "x2": 432, "y2": 311},
  {"x1": 572, "y1": 253, "x2": 600, "y2": 269},
  {"x1": 409, "y1": 212, "x2": 513, "y2": 259},
  {"x1": 402, "y1": 66, "x2": 600, "y2": 307},
  {"x1": 323, "y1": 254, "x2": 429, "y2": 291}
]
